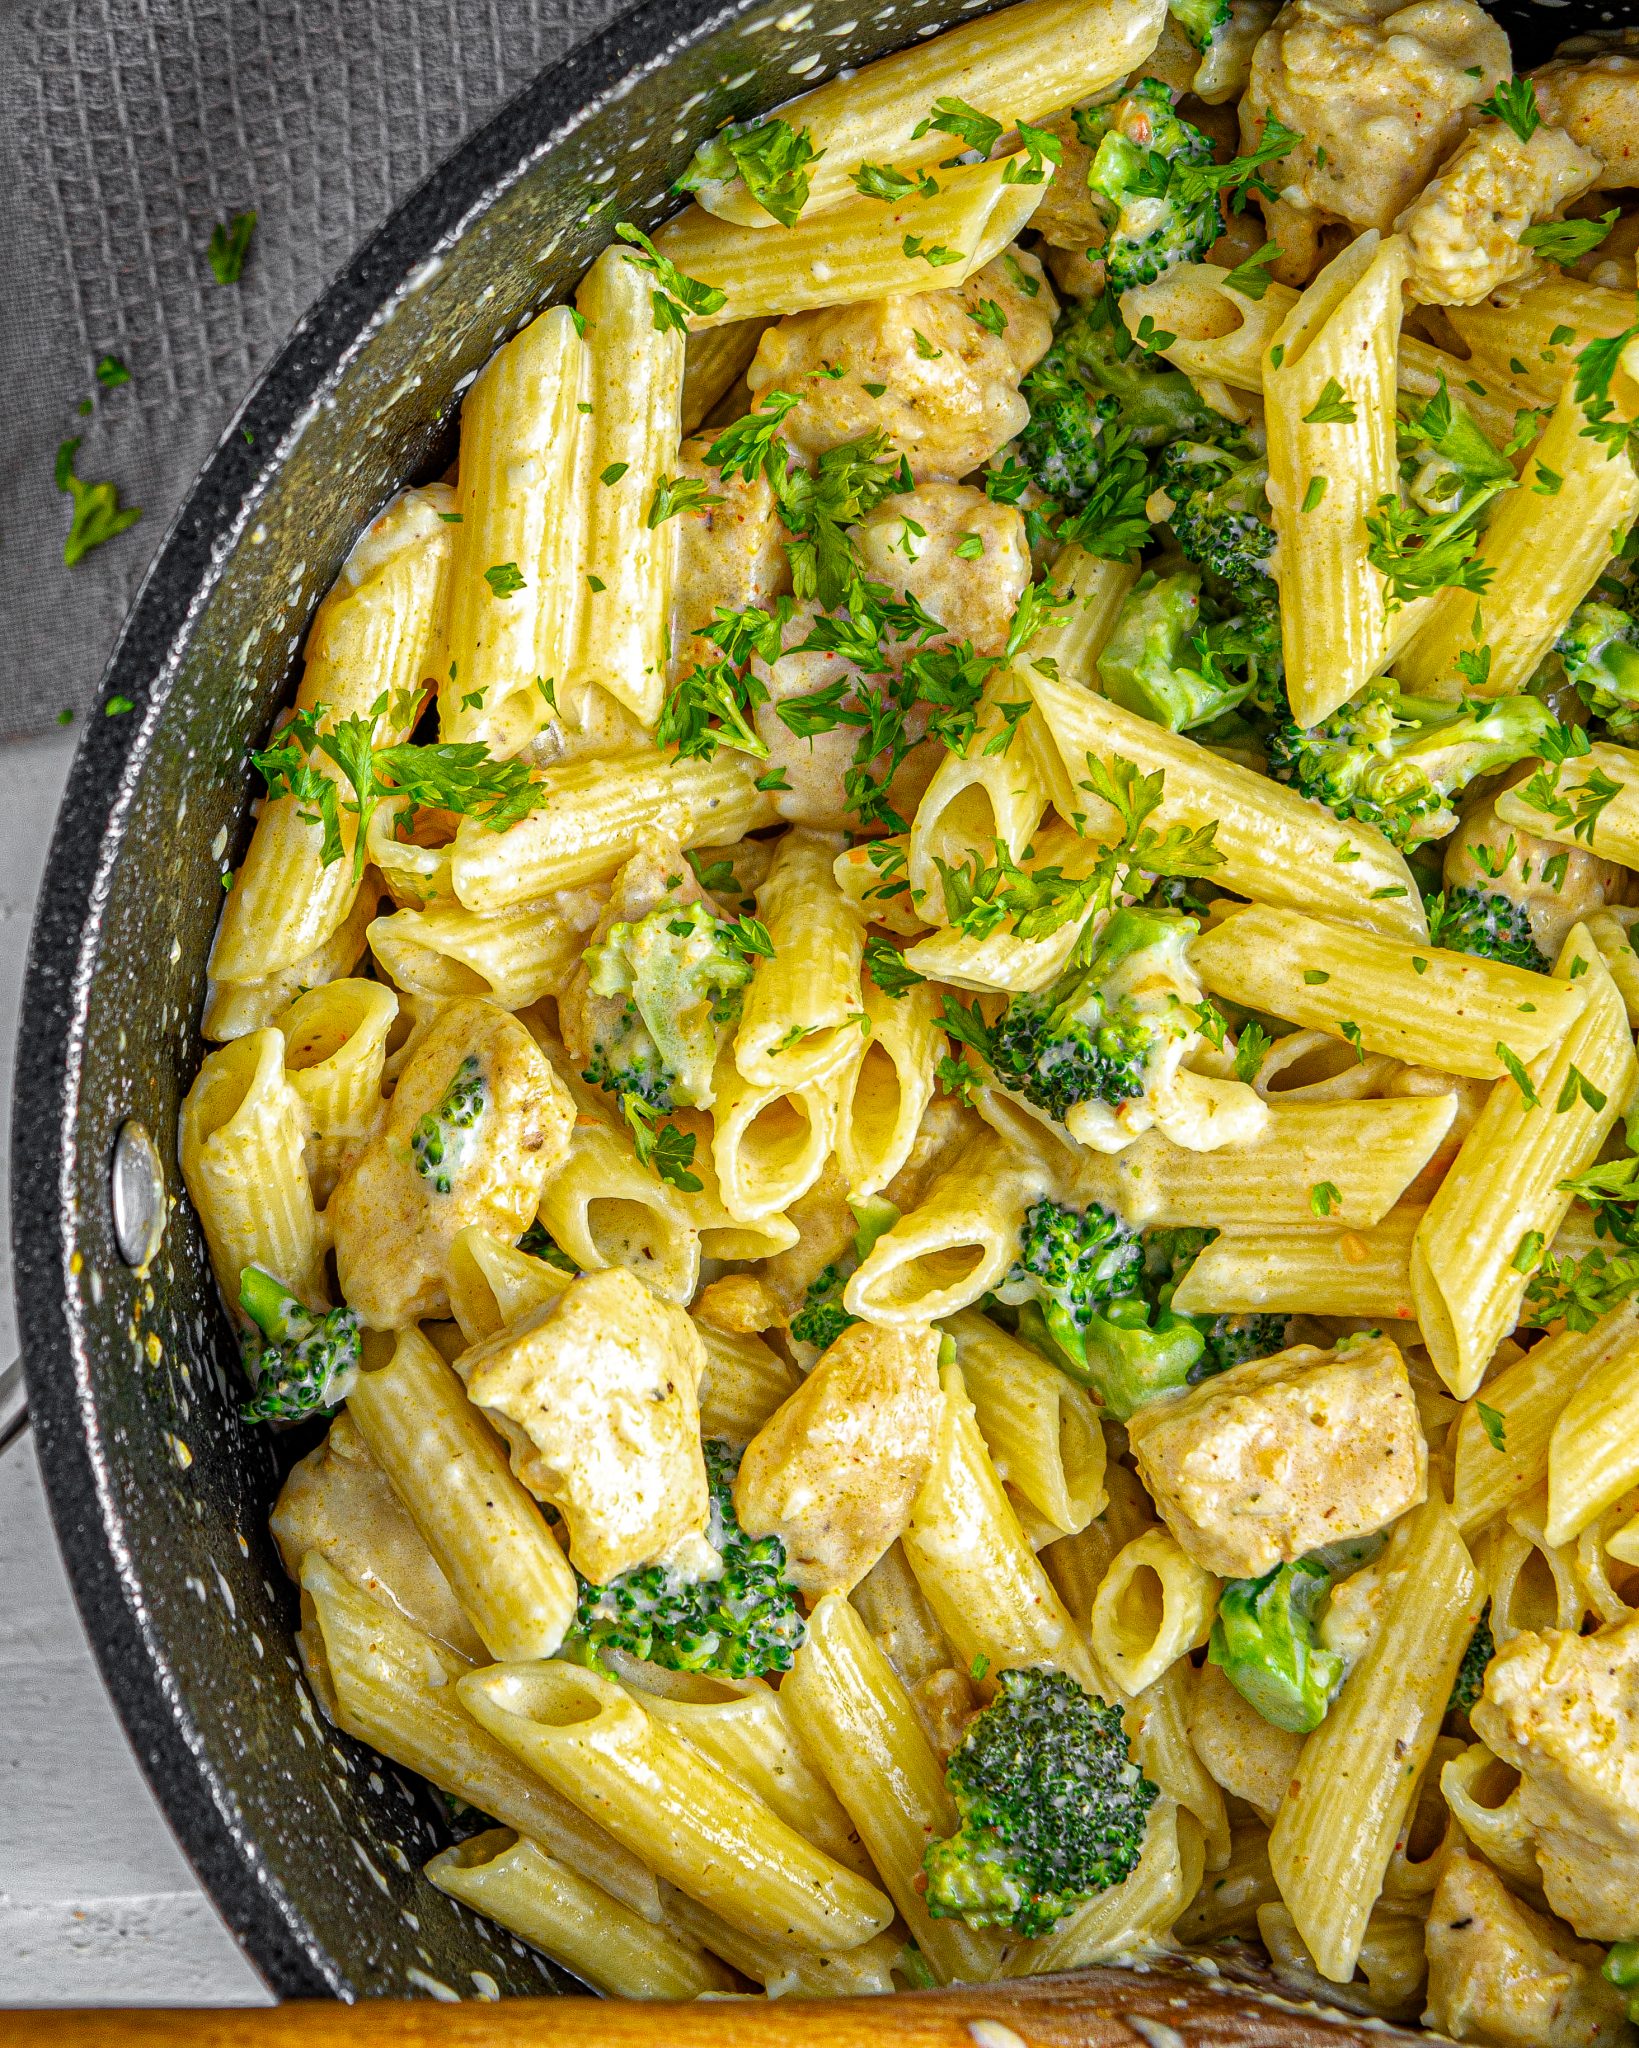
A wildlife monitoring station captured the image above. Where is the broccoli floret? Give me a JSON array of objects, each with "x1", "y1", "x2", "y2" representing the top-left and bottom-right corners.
[
  {"x1": 1195, "y1": 1311, "x2": 1291, "y2": 1379},
  {"x1": 1557, "y1": 598, "x2": 1639, "y2": 736},
  {"x1": 1026, "y1": 293, "x2": 1222, "y2": 459},
  {"x1": 1096, "y1": 565, "x2": 1283, "y2": 734},
  {"x1": 570, "y1": 1439, "x2": 805, "y2": 1679},
  {"x1": 1425, "y1": 886, "x2": 1549, "y2": 973},
  {"x1": 1399, "y1": 384, "x2": 1515, "y2": 520},
  {"x1": 1157, "y1": 439, "x2": 1276, "y2": 600},
  {"x1": 582, "y1": 900, "x2": 757, "y2": 1113},
  {"x1": 998, "y1": 1197, "x2": 1205, "y2": 1418},
  {"x1": 1016, "y1": 377, "x2": 1124, "y2": 507},
  {"x1": 411, "y1": 1053, "x2": 488, "y2": 1194},
  {"x1": 923, "y1": 1667, "x2": 1158, "y2": 1937},
  {"x1": 1268, "y1": 682, "x2": 1555, "y2": 850},
  {"x1": 237, "y1": 1266, "x2": 360, "y2": 1425},
  {"x1": 1604, "y1": 1941, "x2": 1639, "y2": 2024},
  {"x1": 790, "y1": 1261, "x2": 856, "y2": 1349},
  {"x1": 1448, "y1": 1604, "x2": 1494, "y2": 1718},
  {"x1": 1077, "y1": 82, "x2": 1220, "y2": 291},
  {"x1": 1209, "y1": 1556, "x2": 1346, "y2": 1734},
  {"x1": 984, "y1": 906, "x2": 1203, "y2": 1131},
  {"x1": 1166, "y1": 0, "x2": 1230, "y2": 48},
  {"x1": 516, "y1": 1222, "x2": 578, "y2": 1273}
]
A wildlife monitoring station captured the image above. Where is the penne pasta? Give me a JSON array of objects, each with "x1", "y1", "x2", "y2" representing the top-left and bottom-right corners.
[
  {"x1": 1026, "y1": 662, "x2": 1428, "y2": 940},
  {"x1": 425, "y1": 1830, "x2": 734, "y2": 1999},
  {"x1": 681, "y1": 317, "x2": 771, "y2": 434},
  {"x1": 654, "y1": 156, "x2": 1046, "y2": 327},
  {"x1": 570, "y1": 248, "x2": 685, "y2": 726},
  {"x1": 458, "y1": 1660, "x2": 893, "y2": 1953},
  {"x1": 782, "y1": 1591, "x2": 1008, "y2": 1986},
  {"x1": 1411, "y1": 929, "x2": 1637, "y2": 1399},
  {"x1": 438, "y1": 306, "x2": 586, "y2": 754},
  {"x1": 1495, "y1": 738, "x2": 1639, "y2": 867},
  {"x1": 449, "y1": 748, "x2": 779, "y2": 910},
  {"x1": 346, "y1": 1326, "x2": 577, "y2": 1662},
  {"x1": 1263, "y1": 232, "x2": 1408, "y2": 727},
  {"x1": 734, "y1": 829, "x2": 866, "y2": 1088},
  {"x1": 1171, "y1": 1209, "x2": 1422, "y2": 1321},
  {"x1": 688, "y1": 0, "x2": 1164, "y2": 225},
  {"x1": 944, "y1": 1308, "x2": 1106, "y2": 1537},
  {"x1": 1268, "y1": 1494, "x2": 1478, "y2": 1983},
  {"x1": 901, "y1": 1361, "x2": 1101, "y2": 1694},
  {"x1": 297, "y1": 1554, "x2": 659, "y2": 1920},
  {"x1": 1396, "y1": 337, "x2": 1639, "y2": 700},
  {"x1": 1190, "y1": 903, "x2": 1585, "y2": 1079},
  {"x1": 834, "y1": 974, "x2": 943, "y2": 1198},
  {"x1": 1087, "y1": 1527, "x2": 1218, "y2": 1699},
  {"x1": 537, "y1": 1113, "x2": 701, "y2": 1305},
  {"x1": 1074, "y1": 1096, "x2": 1456, "y2": 1232},
  {"x1": 367, "y1": 899, "x2": 588, "y2": 1011}
]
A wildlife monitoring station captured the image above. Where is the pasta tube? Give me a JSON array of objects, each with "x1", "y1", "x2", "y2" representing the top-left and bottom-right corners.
[
  {"x1": 846, "y1": 1128, "x2": 1049, "y2": 1323},
  {"x1": 438, "y1": 307, "x2": 585, "y2": 753},
  {"x1": 570, "y1": 248, "x2": 684, "y2": 726},
  {"x1": 346, "y1": 1327, "x2": 577, "y2": 1661},
  {"x1": 425, "y1": 1830, "x2": 734, "y2": 1999},
  {"x1": 944, "y1": 1309, "x2": 1106, "y2": 1537},
  {"x1": 835, "y1": 975, "x2": 942, "y2": 1198},
  {"x1": 1397, "y1": 337, "x2": 1639, "y2": 699},
  {"x1": 654, "y1": 156, "x2": 1046, "y2": 326},
  {"x1": 1547, "y1": 1329, "x2": 1639, "y2": 1544},
  {"x1": 1411, "y1": 930, "x2": 1636, "y2": 1399},
  {"x1": 1075, "y1": 1096, "x2": 1456, "y2": 1232},
  {"x1": 901, "y1": 1362, "x2": 1101, "y2": 1695},
  {"x1": 659, "y1": 1887, "x2": 901, "y2": 1997},
  {"x1": 179, "y1": 1028, "x2": 324, "y2": 1311},
  {"x1": 1263, "y1": 232, "x2": 1407, "y2": 727},
  {"x1": 537, "y1": 1113, "x2": 701, "y2": 1305},
  {"x1": 1191, "y1": 904, "x2": 1584, "y2": 1079},
  {"x1": 1268, "y1": 1494, "x2": 1478, "y2": 1983},
  {"x1": 446, "y1": 1223, "x2": 574, "y2": 1347},
  {"x1": 1088, "y1": 1528, "x2": 1219, "y2": 1699},
  {"x1": 710, "y1": 1058, "x2": 840, "y2": 1223},
  {"x1": 1451, "y1": 1296, "x2": 1639, "y2": 1537},
  {"x1": 1026, "y1": 662, "x2": 1426, "y2": 941},
  {"x1": 734, "y1": 829, "x2": 866, "y2": 1087},
  {"x1": 908, "y1": 685, "x2": 1049, "y2": 913},
  {"x1": 449, "y1": 748, "x2": 778, "y2": 909},
  {"x1": 1170, "y1": 1209, "x2": 1422, "y2": 1321},
  {"x1": 367, "y1": 900, "x2": 586, "y2": 1010},
  {"x1": 297, "y1": 1554, "x2": 659, "y2": 1920},
  {"x1": 680, "y1": 317, "x2": 770, "y2": 434},
  {"x1": 211, "y1": 486, "x2": 454, "y2": 984},
  {"x1": 690, "y1": 0, "x2": 1163, "y2": 225},
  {"x1": 457, "y1": 1660, "x2": 893, "y2": 1952},
  {"x1": 781, "y1": 1592, "x2": 1008, "y2": 1986},
  {"x1": 694, "y1": 1322, "x2": 802, "y2": 1446},
  {"x1": 1495, "y1": 738, "x2": 1639, "y2": 866}
]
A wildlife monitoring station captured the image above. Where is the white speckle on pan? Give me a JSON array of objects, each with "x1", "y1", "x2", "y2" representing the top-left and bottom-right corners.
[
  {"x1": 453, "y1": 370, "x2": 478, "y2": 395},
  {"x1": 680, "y1": 88, "x2": 708, "y2": 111},
  {"x1": 210, "y1": 826, "x2": 228, "y2": 860},
  {"x1": 726, "y1": 69, "x2": 756, "y2": 87},
  {"x1": 168, "y1": 939, "x2": 180, "y2": 965},
  {"x1": 1126, "y1": 2019, "x2": 1189, "y2": 2048},
  {"x1": 184, "y1": 1573, "x2": 207, "y2": 1603},
  {"x1": 471, "y1": 1972, "x2": 501, "y2": 2002},
  {"x1": 406, "y1": 1967, "x2": 461, "y2": 2002},
  {"x1": 405, "y1": 255, "x2": 445, "y2": 294},
  {"x1": 352, "y1": 1841, "x2": 392, "y2": 1897},
  {"x1": 789, "y1": 50, "x2": 824, "y2": 72},
  {"x1": 829, "y1": 17, "x2": 859, "y2": 30},
  {"x1": 89, "y1": 1270, "x2": 103, "y2": 1306},
  {"x1": 167, "y1": 1434, "x2": 193, "y2": 1470},
  {"x1": 775, "y1": 3, "x2": 813, "y2": 24},
  {"x1": 969, "y1": 2025, "x2": 1029, "y2": 2048},
  {"x1": 211, "y1": 1564, "x2": 236, "y2": 1618}
]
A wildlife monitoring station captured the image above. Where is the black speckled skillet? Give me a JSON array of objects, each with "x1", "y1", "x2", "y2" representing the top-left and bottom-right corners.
[{"x1": 10, "y1": 0, "x2": 1621, "y2": 2010}]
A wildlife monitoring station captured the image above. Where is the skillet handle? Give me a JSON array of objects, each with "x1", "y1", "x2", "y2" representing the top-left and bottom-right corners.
[{"x1": 0, "y1": 1975, "x2": 1423, "y2": 2047}]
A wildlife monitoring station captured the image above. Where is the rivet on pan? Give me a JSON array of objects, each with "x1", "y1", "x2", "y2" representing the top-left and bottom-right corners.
[{"x1": 110, "y1": 1120, "x2": 167, "y2": 1270}]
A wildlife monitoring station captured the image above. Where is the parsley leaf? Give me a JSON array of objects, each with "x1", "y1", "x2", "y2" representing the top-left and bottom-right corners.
[
  {"x1": 1495, "y1": 1040, "x2": 1541, "y2": 1106},
  {"x1": 1221, "y1": 242, "x2": 1282, "y2": 301},
  {"x1": 676, "y1": 118, "x2": 824, "y2": 227},
  {"x1": 484, "y1": 562, "x2": 526, "y2": 598},
  {"x1": 1303, "y1": 378, "x2": 1357, "y2": 426},
  {"x1": 913, "y1": 96, "x2": 1003, "y2": 158},
  {"x1": 614, "y1": 222, "x2": 727, "y2": 334},
  {"x1": 967, "y1": 298, "x2": 1008, "y2": 337},
  {"x1": 646, "y1": 474, "x2": 721, "y2": 527},
  {"x1": 207, "y1": 211, "x2": 257, "y2": 286},
  {"x1": 622, "y1": 1093, "x2": 703, "y2": 1191},
  {"x1": 865, "y1": 937, "x2": 926, "y2": 996},
  {"x1": 1310, "y1": 1181, "x2": 1341, "y2": 1218},
  {"x1": 1475, "y1": 1401, "x2": 1508, "y2": 1453},
  {"x1": 903, "y1": 233, "x2": 964, "y2": 268},
  {"x1": 54, "y1": 438, "x2": 141, "y2": 566},
  {"x1": 1479, "y1": 76, "x2": 1541, "y2": 144},
  {"x1": 95, "y1": 354, "x2": 130, "y2": 389},
  {"x1": 852, "y1": 162, "x2": 940, "y2": 203},
  {"x1": 1520, "y1": 210, "x2": 1620, "y2": 268},
  {"x1": 656, "y1": 599, "x2": 791, "y2": 759}
]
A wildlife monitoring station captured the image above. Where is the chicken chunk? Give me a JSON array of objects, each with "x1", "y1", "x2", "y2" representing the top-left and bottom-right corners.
[
  {"x1": 1242, "y1": 0, "x2": 1510, "y2": 242},
  {"x1": 1446, "y1": 778, "x2": 1631, "y2": 963},
  {"x1": 460, "y1": 1266, "x2": 711, "y2": 1585},
  {"x1": 270, "y1": 1413, "x2": 483, "y2": 1660},
  {"x1": 745, "y1": 251, "x2": 1056, "y2": 483},
  {"x1": 1187, "y1": 1658, "x2": 1304, "y2": 1823},
  {"x1": 668, "y1": 430, "x2": 789, "y2": 677},
  {"x1": 853, "y1": 484, "x2": 1030, "y2": 656},
  {"x1": 1126, "y1": 1335, "x2": 1428, "y2": 1579},
  {"x1": 1397, "y1": 120, "x2": 1601, "y2": 305},
  {"x1": 734, "y1": 1320, "x2": 943, "y2": 1596},
  {"x1": 329, "y1": 998, "x2": 573, "y2": 1328},
  {"x1": 1473, "y1": 1618, "x2": 1639, "y2": 1942},
  {"x1": 1424, "y1": 1848, "x2": 1632, "y2": 2047},
  {"x1": 751, "y1": 600, "x2": 942, "y2": 831},
  {"x1": 1534, "y1": 54, "x2": 1639, "y2": 190}
]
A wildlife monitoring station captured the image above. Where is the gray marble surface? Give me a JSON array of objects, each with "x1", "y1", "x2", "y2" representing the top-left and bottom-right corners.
[{"x1": 0, "y1": 730, "x2": 269, "y2": 2007}]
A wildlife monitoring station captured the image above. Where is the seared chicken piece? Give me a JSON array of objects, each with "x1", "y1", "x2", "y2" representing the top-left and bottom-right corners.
[
  {"x1": 1397, "y1": 120, "x2": 1600, "y2": 305},
  {"x1": 668, "y1": 430, "x2": 789, "y2": 677},
  {"x1": 853, "y1": 483, "x2": 1030, "y2": 655},
  {"x1": 1534, "y1": 52, "x2": 1639, "y2": 189}
]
